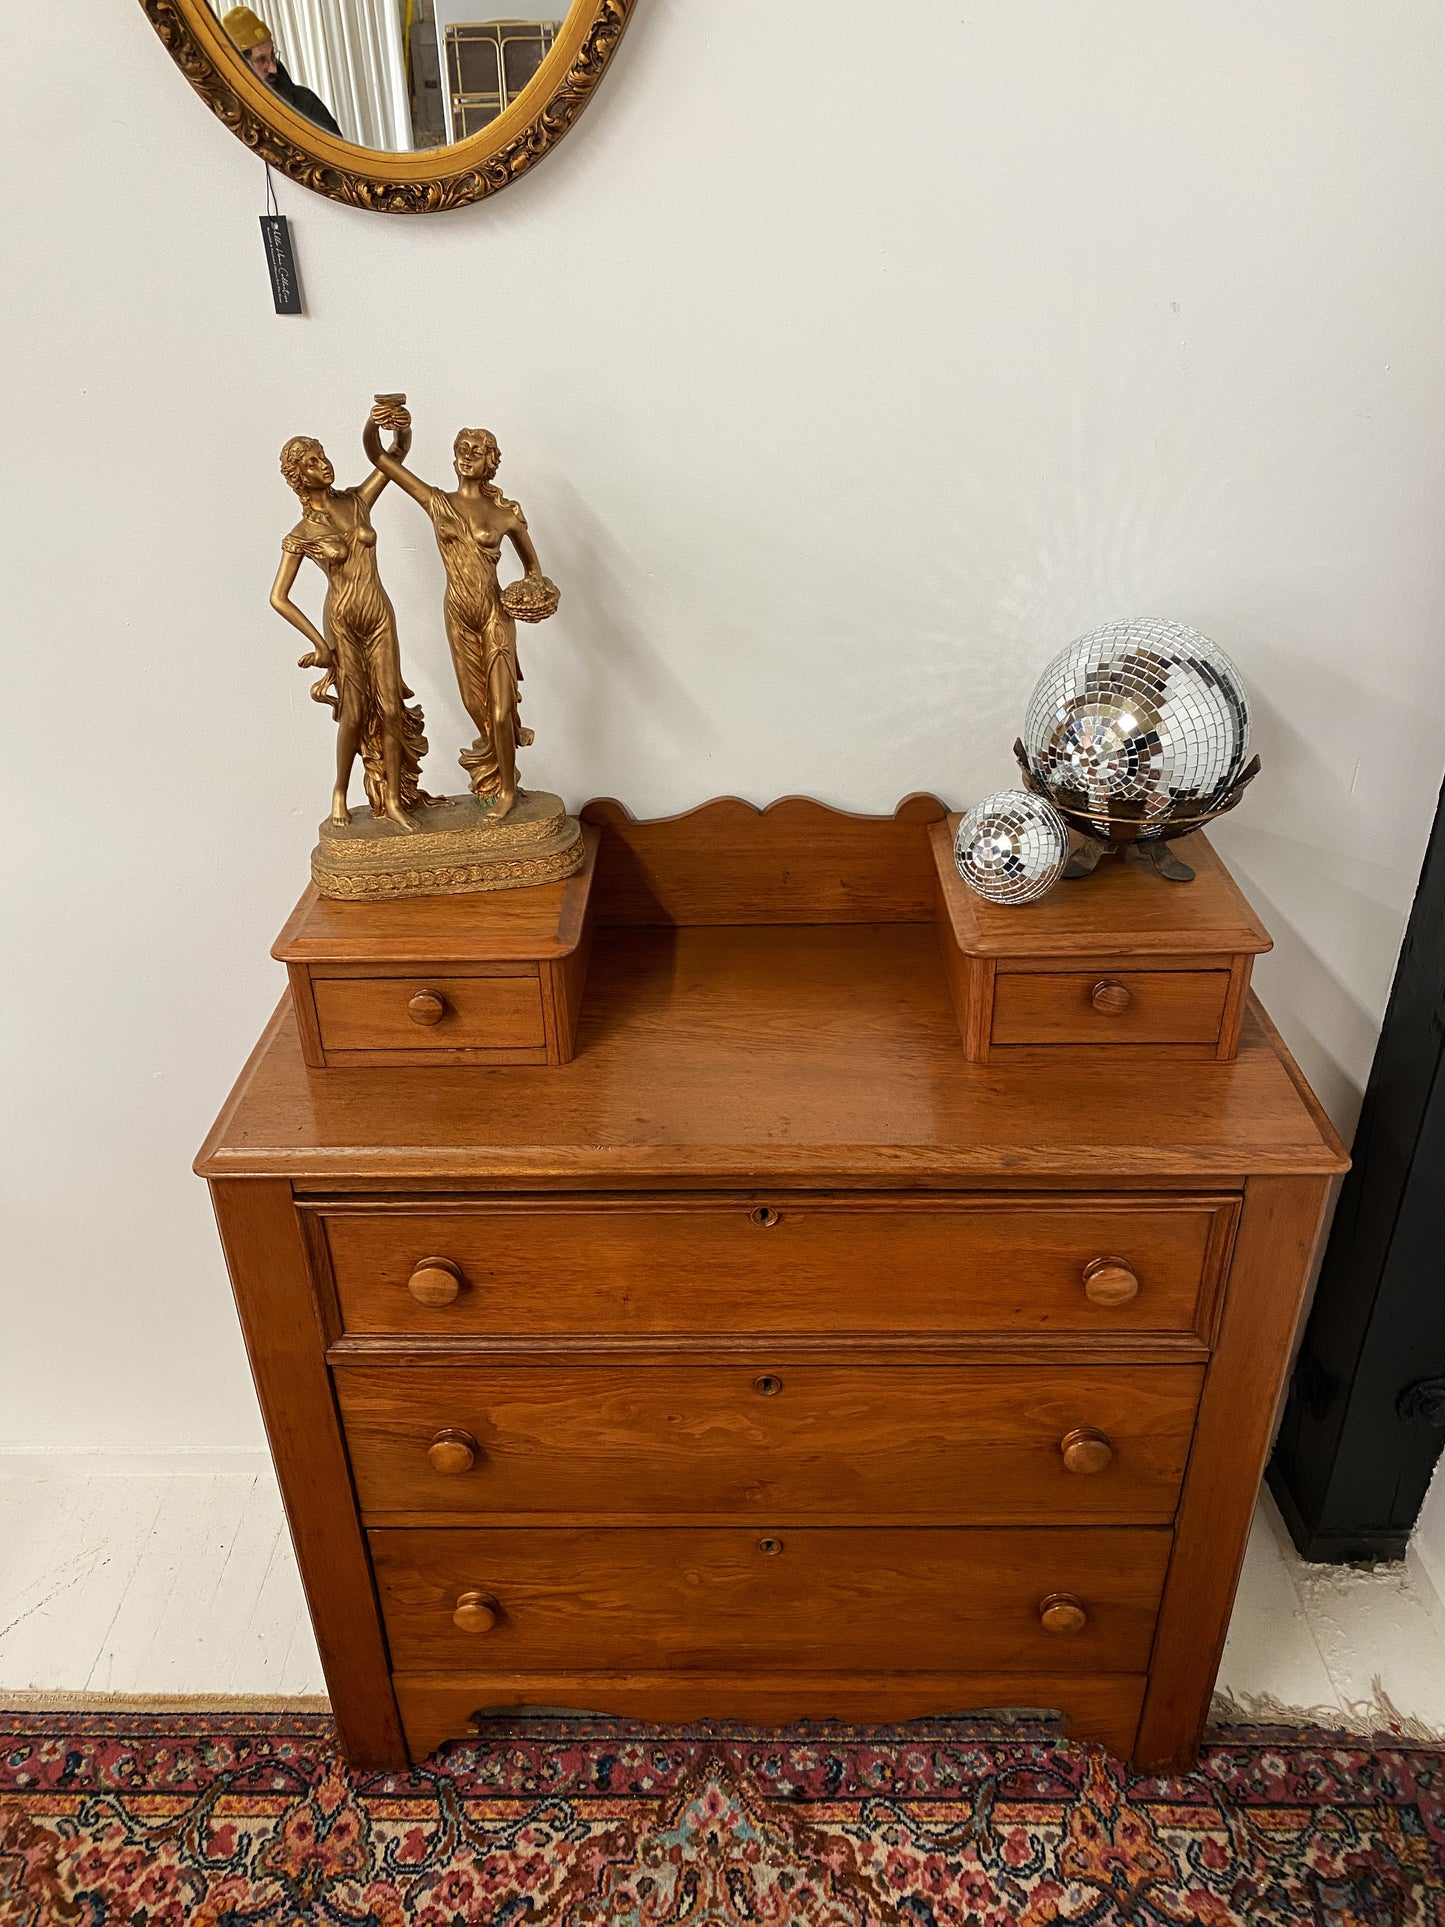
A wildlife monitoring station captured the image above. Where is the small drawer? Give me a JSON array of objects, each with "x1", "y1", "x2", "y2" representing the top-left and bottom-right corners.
[
  {"x1": 930, "y1": 822, "x2": 1268, "y2": 1061},
  {"x1": 337, "y1": 1360, "x2": 1204, "y2": 1525},
  {"x1": 316, "y1": 1194, "x2": 1236, "y2": 1342},
  {"x1": 311, "y1": 972, "x2": 546, "y2": 1057},
  {"x1": 274, "y1": 829, "x2": 598, "y2": 1070},
  {"x1": 991, "y1": 969, "x2": 1231, "y2": 1047},
  {"x1": 371, "y1": 1525, "x2": 1171, "y2": 1676}
]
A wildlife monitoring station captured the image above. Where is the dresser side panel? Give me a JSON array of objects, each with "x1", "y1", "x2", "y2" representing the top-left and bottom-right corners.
[
  {"x1": 1133, "y1": 1172, "x2": 1333, "y2": 1768},
  {"x1": 286, "y1": 964, "x2": 326, "y2": 1069},
  {"x1": 208, "y1": 1177, "x2": 406, "y2": 1770}
]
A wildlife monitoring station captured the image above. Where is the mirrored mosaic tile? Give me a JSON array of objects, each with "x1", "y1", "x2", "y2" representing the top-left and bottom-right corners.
[
  {"x1": 954, "y1": 789, "x2": 1069, "y2": 905},
  {"x1": 1020, "y1": 619, "x2": 1250, "y2": 840}
]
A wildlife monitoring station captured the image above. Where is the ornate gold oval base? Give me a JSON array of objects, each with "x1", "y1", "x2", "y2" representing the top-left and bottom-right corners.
[
  {"x1": 312, "y1": 792, "x2": 585, "y2": 899},
  {"x1": 138, "y1": 0, "x2": 635, "y2": 212}
]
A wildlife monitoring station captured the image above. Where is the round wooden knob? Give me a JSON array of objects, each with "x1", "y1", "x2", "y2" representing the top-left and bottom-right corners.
[
  {"x1": 453, "y1": 1590, "x2": 499, "y2": 1634},
  {"x1": 407, "y1": 988, "x2": 447, "y2": 1026},
  {"x1": 1091, "y1": 979, "x2": 1132, "y2": 1014},
  {"x1": 428, "y1": 1428, "x2": 479, "y2": 1476},
  {"x1": 406, "y1": 1257, "x2": 463, "y2": 1307},
  {"x1": 1060, "y1": 1427, "x2": 1113, "y2": 1475},
  {"x1": 1038, "y1": 1592, "x2": 1088, "y2": 1635},
  {"x1": 1082, "y1": 1256, "x2": 1139, "y2": 1307}
]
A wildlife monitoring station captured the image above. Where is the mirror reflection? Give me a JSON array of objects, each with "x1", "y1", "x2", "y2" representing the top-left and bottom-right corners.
[{"x1": 210, "y1": 0, "x2": 567, "y2": 152}]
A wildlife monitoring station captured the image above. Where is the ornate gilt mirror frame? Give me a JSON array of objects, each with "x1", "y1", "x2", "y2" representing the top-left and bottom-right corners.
[{"x1": 139, "y1": 0, "x2": 634, "y2": 212}]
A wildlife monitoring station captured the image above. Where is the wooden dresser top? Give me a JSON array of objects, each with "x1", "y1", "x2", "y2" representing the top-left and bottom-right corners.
[
  {"x1": 935, "y1": 820, "x2": 1273, "y2": 961},
  {"x1": 198, "y1": 916, "x2": 1346, "y2": 1187}
]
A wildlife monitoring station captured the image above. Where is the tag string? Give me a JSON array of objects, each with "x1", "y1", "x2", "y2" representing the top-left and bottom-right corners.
[{"x1": 265, "y1": 160, "x2": 280, "y2": 219}]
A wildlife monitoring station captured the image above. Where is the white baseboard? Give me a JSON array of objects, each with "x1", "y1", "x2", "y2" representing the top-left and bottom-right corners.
[
  {"x1": 0, "y1": 1691, "x2": 328, "y2": 1713},
  {"x1": 0, "y1": 1450, "x2": 274, "y2": 1479}
]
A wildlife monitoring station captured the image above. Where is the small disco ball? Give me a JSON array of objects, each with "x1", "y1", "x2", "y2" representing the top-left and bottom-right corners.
[
  {"x1": 954, "y1": 789, "x2": 1069, "y2": 905},
  {"x1": 1020, "y1": 618, "x2": 1251, "y2": 842}
]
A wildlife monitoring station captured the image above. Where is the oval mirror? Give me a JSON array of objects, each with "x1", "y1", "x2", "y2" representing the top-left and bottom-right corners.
[{"x1": 139, "y1": 0, "x2": 634, "y2": 211}]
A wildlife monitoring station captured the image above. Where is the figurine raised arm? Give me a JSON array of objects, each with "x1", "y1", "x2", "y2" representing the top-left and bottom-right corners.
[
  {"x1": 263, "y1": 394, "x2": 583, "y2": 900},
  {"x1": 363, "y1": 400, "x2": 559, "y2": 820},
  {"x1": 270, "y1": 422, "x2": 427, "y2": 832}
]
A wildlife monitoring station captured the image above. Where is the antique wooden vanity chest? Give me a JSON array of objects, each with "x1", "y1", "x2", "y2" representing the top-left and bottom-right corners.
[{"x1": 197, "y1": 793, "x2": 1346, "y2": 1771}]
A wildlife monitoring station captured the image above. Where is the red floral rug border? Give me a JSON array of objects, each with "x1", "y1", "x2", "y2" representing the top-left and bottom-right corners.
[{"x1": 2, "y1": 1709, "x2": 1442, "y2": 1923}]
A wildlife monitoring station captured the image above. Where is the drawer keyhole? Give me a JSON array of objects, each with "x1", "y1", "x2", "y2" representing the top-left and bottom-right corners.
[
  {"x1": 753, "y1": 1374, "x2": 783, "y2": 1398},
  {"x1": 749, "y1": 1206, "x2": 781, "y2": 1227},
  {"x1": 757, "y1": 1537, "x2": 785, "y2": 1557}
]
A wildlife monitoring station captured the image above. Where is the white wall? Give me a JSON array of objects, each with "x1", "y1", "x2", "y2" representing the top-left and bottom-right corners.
[
  {"x1": 1417, "y1": 1458, "x2": 1445, "y2": 1610},
  {"x1": 3, "y1": 0, "x2": 1445, "y2": 1454}
]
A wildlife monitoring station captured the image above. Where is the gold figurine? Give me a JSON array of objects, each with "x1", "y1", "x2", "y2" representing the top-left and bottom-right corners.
[
  {"x1": 362, "y1": 399, "x2": 560, "y2": 821},
  {"x1": 272, "y1": 395, "x2": 583, "y2": 901},
  {"x1": 271, "y1": 425, "x2": 427, "y2": 832}
]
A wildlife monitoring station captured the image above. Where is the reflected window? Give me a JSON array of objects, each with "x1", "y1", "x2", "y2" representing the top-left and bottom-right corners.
[{"x1": 444, "y1": 19, "x2": 560, "y2": 138}]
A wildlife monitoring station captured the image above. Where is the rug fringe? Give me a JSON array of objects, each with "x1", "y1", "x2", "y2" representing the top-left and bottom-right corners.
[
  {"x1": 1210, "y1": 1680, "x2": 1445, "y2": 1743},
  {"x1": 4, "y1": 1687, "x2": 1439, "y2": 1744},
  {"x1": 0, "y1": 1691, "x2": 330, "y2": 1714}
]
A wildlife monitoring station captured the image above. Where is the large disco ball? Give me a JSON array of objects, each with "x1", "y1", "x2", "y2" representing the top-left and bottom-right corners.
[
  {"x1": 954, "y1": 789, "x2": 1069, "y2": 905},
  {"x1": 1017, "y1": 618, "x2": 1256, "y2": 847}
]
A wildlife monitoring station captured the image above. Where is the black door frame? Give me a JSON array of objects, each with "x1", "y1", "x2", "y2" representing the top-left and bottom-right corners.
[{"x1": 1269, "y1": 773, "x2": 1445, "y2": 1560}]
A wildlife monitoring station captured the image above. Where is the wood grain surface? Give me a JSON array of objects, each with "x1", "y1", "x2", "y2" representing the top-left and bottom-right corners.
[
  {"x1": 317, "y1": 1194, "x2": 1231, "y2": 1339},
  {"x1": 200, "y1": 797, "x2": 1346, "y2": 1772},
  {"x1": 336, "y1": 1360, "x2": 1204, "y2": 1525},
  {"x1": 394, "y1": 1670, "x2": 1148, "y2": 1758},
  {"x1": 933, "y1": 822, "x2": 1272, "y2": 960},
  {"x1": 208, "y1": 1181, "x2": 405, "y2": 1770},
  {"x1": 1135, "y1": 1174, "x2": 1335, "y2": 1768},
  {"x1": 272, "y1": 828, "x2": 598, "y2": 964},
  {"x1": 197, "y1": 926, "x2": 1347, "y2": 1184},
  {"x1": 581, "y1": 794, "x2": 948, "y2": 925},
  {"x1": 312, "y1": 975, "x2": 546, "y2": 1054},
  {"x1": 370, "y1": 1525, "x2": 1171, "y2": 1674},
  {"x1": 991, "y1": 970, "x2": 1230, "y2": 1046}
]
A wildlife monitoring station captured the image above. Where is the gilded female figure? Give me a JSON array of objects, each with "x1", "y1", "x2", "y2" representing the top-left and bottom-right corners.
[
  {"x1": 362, "y1": 403, "x2": 557, "y2": 820},
  {"x1": 270, "y1": 427, "x2": 427, "y2": 831}
]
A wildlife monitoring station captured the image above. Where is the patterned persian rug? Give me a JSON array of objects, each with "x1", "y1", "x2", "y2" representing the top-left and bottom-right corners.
[{"x1": 1, "y1": 1709, "x2": 1442, "y2": 1924}]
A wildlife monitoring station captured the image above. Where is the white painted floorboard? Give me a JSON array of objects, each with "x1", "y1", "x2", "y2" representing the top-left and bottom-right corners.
[
  {"x1": 1, "y1": 1457, "x2": 1442, "y2": 1732},
  {"x1": 0, "y1": 1459, "x2": 323, "y2": 1698}
]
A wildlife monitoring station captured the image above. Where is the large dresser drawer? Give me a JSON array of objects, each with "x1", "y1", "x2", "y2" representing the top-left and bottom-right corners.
[
  {"x1": 338, "y1": 1361, "x2": 1203, "y2": 1524},
  {"x1": 371, "y1": 1525, "x2": 1171, "y2": 1676},
  {"x1": 318, "y1": 1195, "x2": 1235, "y2": 1338}
]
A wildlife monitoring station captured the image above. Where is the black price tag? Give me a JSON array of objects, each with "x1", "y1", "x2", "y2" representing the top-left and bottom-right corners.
[{"x1": 260, "y1": 213, "x2": 303, "y2": 315}]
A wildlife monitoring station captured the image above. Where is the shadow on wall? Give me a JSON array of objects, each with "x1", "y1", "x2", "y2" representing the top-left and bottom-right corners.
[
  {"x1": 1220, "y1": 835, "x2": 1378, "y2": 1145},
  {"x1": 1211, "y1": 663, "x2": 1427, "y2": 1147},
  {"x1": 539, "y1": 475, "x2": 719, "y2": 792}
]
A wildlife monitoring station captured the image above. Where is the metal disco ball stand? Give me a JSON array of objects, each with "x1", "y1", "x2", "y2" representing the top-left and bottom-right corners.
[{"x1": 1014, "y1": 617, "x2": 1260, "y2": 881}]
